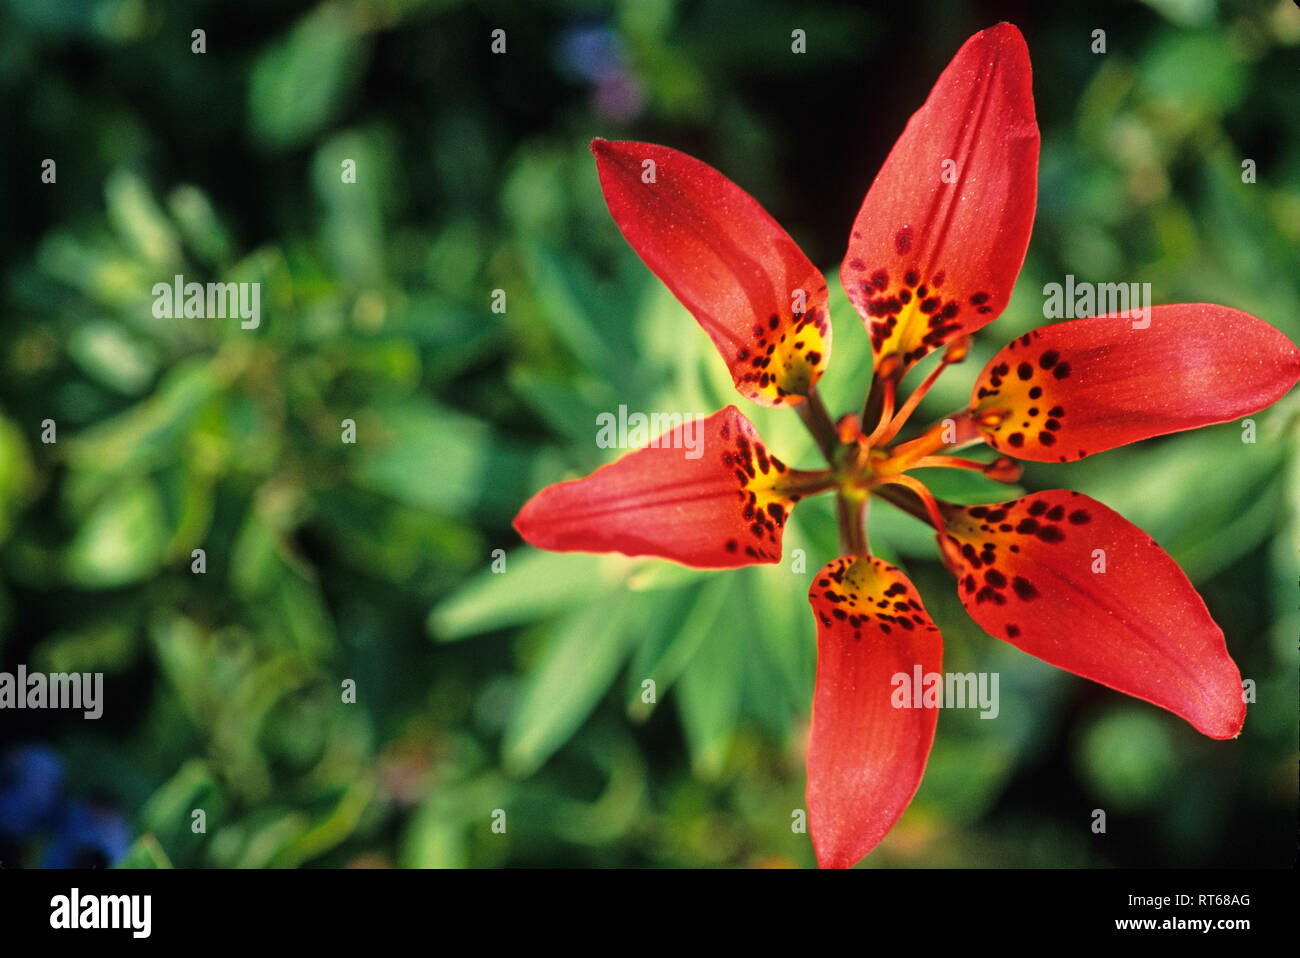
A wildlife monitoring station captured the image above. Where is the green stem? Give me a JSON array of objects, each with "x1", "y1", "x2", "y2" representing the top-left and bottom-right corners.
[
  {"x1": 860, "y1": 371, "x2": 886, "y2": 433},
  {"x1": 794, "y1": 387, "x2": 840, "y2": 465},
  {"x1": 871, "y1": 482, "x2": 935, "y2": 527},
  {"x1": 774, "y1": 468, "x2": 837, "y2": 499}
]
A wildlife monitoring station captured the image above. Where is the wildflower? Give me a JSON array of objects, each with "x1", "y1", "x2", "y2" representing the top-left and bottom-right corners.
[{"x1": 514, "y1": 24, "x2": 1300, "y2": 867}]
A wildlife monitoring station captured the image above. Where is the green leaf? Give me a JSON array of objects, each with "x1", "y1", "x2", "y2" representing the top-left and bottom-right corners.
[
  {"x1": 675, "y1": 589, "x2": 749, "y2": 779},
  {"x1": 104, "y1": 169, "x2": 180, "y2": 269},
  {"x1": 627, "y1": 577, "x2": 729, "y2": 709},
  {"x1": 352, "y1": 398, "x2": 535, "y2": 519},
  {"x1": 745, "y1": 563, "x2": 813, "y2": 714},
  {"x1": 1059, "y1": 423, "x2": 1287, "y2": 580},
  {"x1": 64, "y1": 358, "x2": 221, "y2": 480},
  {"x1": 67, "y1": 320, "x2": 158, "y2": 395},
  {"x1": 63, "y1": 478, "x2": 168, "y2": 588},
  {"x1": 117, "y1": 835, "x2": 174, "y2": 869},
  {"x1": 430, "y1": 549, "x2": 617, "y2": 640},
  {"x1": 0, "y1": 415, "x2": 36, "y2": 545},
  {"x1": 501, "y1": 594, "x2": 637, "y2": 776},
  {"x1": 167, "y1": 185, "x2": 233, "y2": 266},
  {"x1": 249, "y1": 3, "x2": 368, "y2": 149}
]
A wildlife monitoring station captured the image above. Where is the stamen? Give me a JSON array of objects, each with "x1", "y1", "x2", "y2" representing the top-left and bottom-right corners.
[
  {"x1": 836, "y1": 413, "x2": 862, "y2": 445},
  {"x1": 909, "y1": 455, "x2": 1023, "y2": 483},
  {"x1": 883, "y1": 409, "x2": 983, "y2": 470},
  {"x1": 869, "y1": 336, "x2": 972, "y2": 448},
  {"x1": 982, "y1": 456, "x2": 1023, "y2": 482},
  {"x1": 862, "y1": 356, "x2": 901, "y2": 446},
  {"x1": 876, "y1": 474, "x2": 962, "y2": 573}
]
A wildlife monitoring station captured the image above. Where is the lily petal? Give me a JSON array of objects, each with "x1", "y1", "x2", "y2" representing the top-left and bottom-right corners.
[
  {"x1": 970, "y1": 305, "x2": 1300, "y2": 462},
  {"x1": 514, "y1": 406, "x2": 798, "y2": 569},
  {"x1": 807, "y1": 555, "x2": 943, "y2": 868},
  {"x1": 842, "y1": 23, "x2": 1038, "y2": 375},
  {"x1": 942, "y1": 490, "x2": 1245, "y2": 739},
  {"x1": 592, "y1": 139, "x2": 831, "y2": 407}
]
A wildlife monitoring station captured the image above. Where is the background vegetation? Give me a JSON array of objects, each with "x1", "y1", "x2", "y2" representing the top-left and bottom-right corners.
[{"x1": 0, "y1": 0, "x2": 1296, "y2": 868}]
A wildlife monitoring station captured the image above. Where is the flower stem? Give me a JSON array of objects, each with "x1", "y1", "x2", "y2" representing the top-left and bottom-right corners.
[
  {"x1": 870, "y1": 482, "x2": 933, "y2": 527},
  {"x1": 773, "y1": 468, "x2": 838, "y2": 498},
  {"x1": 794, "y1": 387, "x2": 839, "y2": 465},
  {"x1": 836, "y1": 488, "x2": 869, "y2": 556}
]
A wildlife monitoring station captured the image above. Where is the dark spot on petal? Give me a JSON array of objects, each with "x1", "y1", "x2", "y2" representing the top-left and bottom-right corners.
[{"x1": 1012, "y1": 577, "x2": 1039, "y2": 600}]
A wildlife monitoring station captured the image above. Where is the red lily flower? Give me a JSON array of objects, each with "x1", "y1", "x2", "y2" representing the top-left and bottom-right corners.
[{"x1": 512, "y1": 23, "x2": 1300, "y2": 868}]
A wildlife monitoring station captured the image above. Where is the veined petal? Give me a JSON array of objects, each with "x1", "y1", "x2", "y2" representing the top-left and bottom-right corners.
[
  {"x1": 942, "y1": 491, "x2": 1245, "y2": 739},
  {"x1": 514, "y1": 406, "x2": 799, "y2": 569},
  {"x1": 971, "y1": 305, "x2": 1300, "y2": 462},
  {"x1": 591, "y1": 139, "x2": 831, "y2": 407},
  {"x1": 807, "y1": 556, "x2": 942, "y2": 868},
  {"x1": 842, "y1": 23, "x2": 1038, "y2": 374}
]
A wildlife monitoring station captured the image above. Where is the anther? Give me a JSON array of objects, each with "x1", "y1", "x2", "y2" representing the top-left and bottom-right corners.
[
  {"x1": 943, "y1": 335, "x2": 972, "y2": 364},
  {"x1": 837, "y1": 413, "x2": 863, "y2": 445},
  {"x1": 982, "y1": 456, "x2": 1023, "y2": 483}
]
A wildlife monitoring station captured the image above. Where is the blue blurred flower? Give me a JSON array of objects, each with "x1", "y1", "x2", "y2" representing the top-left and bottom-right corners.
[
  {"x1": 41, "y1": 800, "x2": 131, "y2": 869},
  {"x1": 0, "y1": 744, "x2": 65, "y2": 838},
  {"x1": 557, "y1": 23, "x2": 625, "y2": 84},
  {"x1": 557, "y1": 22, "x2": 645, "y2": 123}
]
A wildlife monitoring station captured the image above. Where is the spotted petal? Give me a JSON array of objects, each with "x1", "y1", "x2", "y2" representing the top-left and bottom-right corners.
[
  {"x1": 842, "y1": 23, "x2": 1038, "y2": 375},
  {"x1": 807, "y1": 556, "x2": 942, "y2": 868},
  {"x1": 942, "y1": 491, "x2": 1245, "y2": 739},
  {"x1": 592, "y1": 139, "x2": 831, "y2": 407},
  {"x1": 514, "y1": 406, "x2": 799, "y2": 569},
  {"x1": 970, "y1": 305, "x2": 1300, "y2": 461}
]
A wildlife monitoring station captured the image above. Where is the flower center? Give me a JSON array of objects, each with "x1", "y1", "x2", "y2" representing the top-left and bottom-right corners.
[{"x1": 819, "y1": 335, "x2": 1023, "y2": 555}]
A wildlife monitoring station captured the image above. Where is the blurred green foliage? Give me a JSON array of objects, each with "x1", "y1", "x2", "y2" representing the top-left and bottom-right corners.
[{"x1": 0, "y1": 0, "x2": 1296, "y2": 867}]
